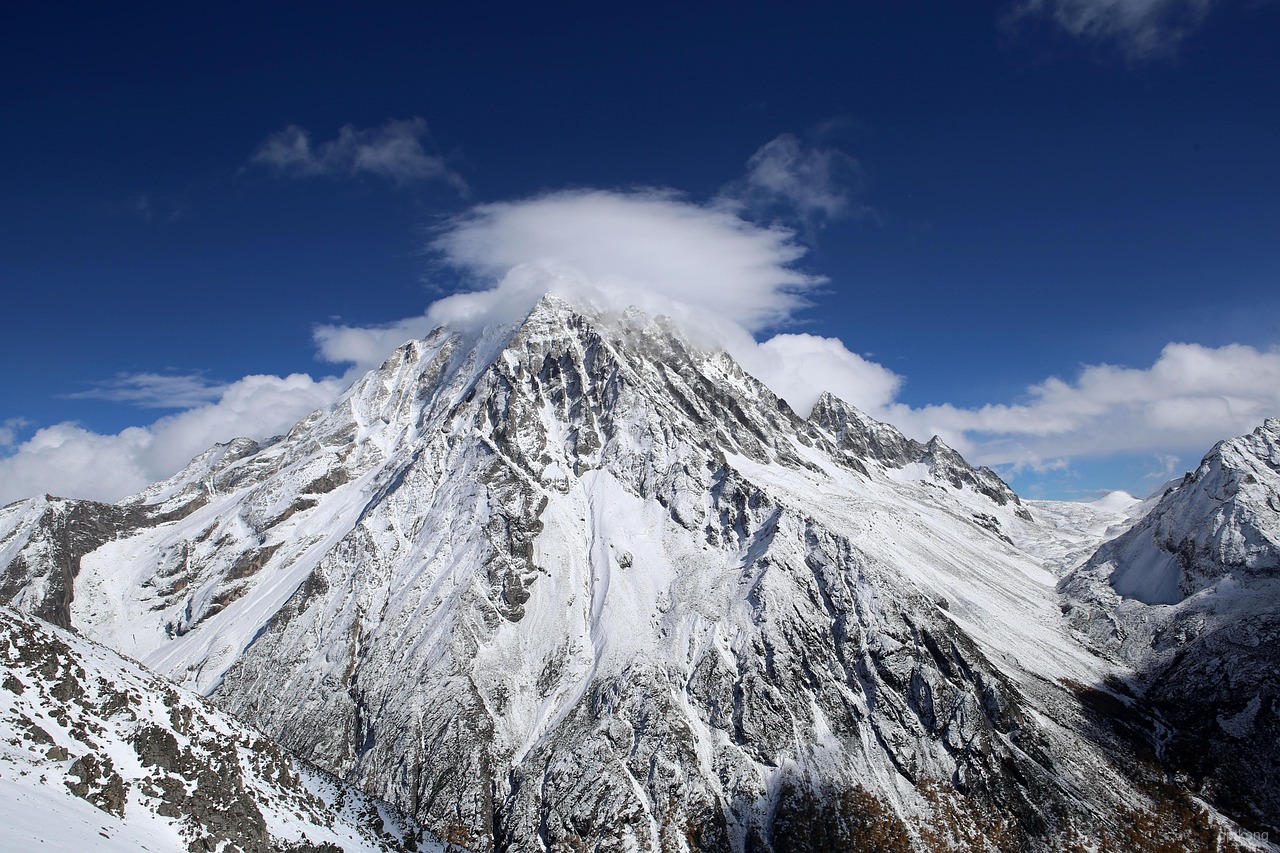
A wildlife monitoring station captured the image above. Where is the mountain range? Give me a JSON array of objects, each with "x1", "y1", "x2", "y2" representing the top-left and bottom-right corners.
[{"x1": 1, "y1": 294, "x2": 1276, "y2": 851}]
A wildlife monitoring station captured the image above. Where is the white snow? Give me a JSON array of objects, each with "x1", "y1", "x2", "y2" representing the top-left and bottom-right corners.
[
  {"x1": 10, "y1": 295, "x2": 1274, "y2": 851},
  {"x1": 1, "y1": 607, "x2": 437, "y2": 852},
  {"x1": 725, "y1": 445, "x2": 1108, "y2": 688},
  {"x1": 1088, "y1": 490, "x2": 1142, "y2": 514},
  {"x1": 1106, "y1": 527, "x2": 1184, "y2": 605}
]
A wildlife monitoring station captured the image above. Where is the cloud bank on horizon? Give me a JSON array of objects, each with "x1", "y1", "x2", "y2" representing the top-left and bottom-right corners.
[
  {"x1": 0, "y1": 374, "x2": 343, "y2": 505},
  {"x1": 1, "y1": 128, "x2": 1275, "y2": 506}
]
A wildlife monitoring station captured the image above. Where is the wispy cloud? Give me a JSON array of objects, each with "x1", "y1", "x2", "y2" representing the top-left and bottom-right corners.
[
  {"x1": 1010, "y1": 0, "x2": 1216, "y2": 58},
  {"x1": 129, "y1": 194, "x2": 188, "y2": 224},
  {"x1": 0, "y1": 418, "x2": 28, "y2": 449},
  {"x1": 1145, "y1": 452, "x2": 1183, "y2": 481},
  {"x1": 65, "y1": 372, "x2": 227, "y2": 409},
  {"x1": 132, "y1": 195, "x2": 155, "y2": 222},
  {"x1": 0, "y1": 374, "x2": 343, "y2": 505},
  {"x1": 250, "y1": 117, "x2": 466, "y2": 192},
  {"x1": 721, "y1": 134, "x2": 870, "y2": 230}
]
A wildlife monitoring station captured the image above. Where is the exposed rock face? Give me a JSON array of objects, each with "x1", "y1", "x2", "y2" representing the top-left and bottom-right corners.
[
  {"x1": 0, "y1": 606, "x2": 430, "y2": 852},
  {"x1": 0, "y1": 438, "x2": 254, "y2": 631},
  {"x1": 0, "y1": 295, "x2": 1267, "y2": 851},
  {"x1": 0, "y1": 498, "x2": 148, "y2": 629},
  {"x1": 807, "y1": 392, "x2": 1029, "y2": 516},
  {"x1": 1061, "y1": 419, "x2": 1280, "y2": 837}
]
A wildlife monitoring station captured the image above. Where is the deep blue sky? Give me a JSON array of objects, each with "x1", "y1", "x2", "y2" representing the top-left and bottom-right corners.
[{"x1": 2, "y1": 1, "x2": 1278, "y2": 500}]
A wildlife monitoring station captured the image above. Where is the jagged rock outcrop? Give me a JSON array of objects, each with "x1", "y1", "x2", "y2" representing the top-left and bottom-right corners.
[
  {"x1": 0, "y1": 606, "x2": 431, "y2": 852},
  {"x1": 807, "y1": 392, "x2": 1029, "y2": 516},
  {"x1": 0, "y1": 498, "x2": 148, "y2": 629},
  {"x1": 0, "y1": 439, "x2": 252, "y2": 631}
]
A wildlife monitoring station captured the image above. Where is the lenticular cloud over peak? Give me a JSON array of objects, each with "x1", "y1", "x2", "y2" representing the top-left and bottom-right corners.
[
  {"x1": 427, "y1": 188, "x2": 819, "y2": 333},
  {"x1": 313, "y1": 188, "x2": 898, "y2": 421},
  {"x1": 6, "y1": 188, "x2": 1275, "y2": 508}
]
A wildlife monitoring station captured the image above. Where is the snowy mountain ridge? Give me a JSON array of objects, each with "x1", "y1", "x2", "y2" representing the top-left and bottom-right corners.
[
  {"x1": 0, "y1": 293, "x2": 1274, "y2": 851},
  {"x1": 1059, "y1": 419, "x2": 1280, "y2": 837}
]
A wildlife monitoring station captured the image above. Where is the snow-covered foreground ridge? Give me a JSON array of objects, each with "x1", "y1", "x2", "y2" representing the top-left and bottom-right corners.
[
  {"x1": 0, "y1": 605, "x2": 434, "y2": 852},
  {"x1": 0, "y1": 294, "x2": 1275, "y2": 851}
]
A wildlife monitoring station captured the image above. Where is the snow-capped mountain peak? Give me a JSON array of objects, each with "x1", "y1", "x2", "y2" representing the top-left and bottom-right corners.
[
  {"x1": 2, "y1": 300, "x2": 1273, "y2": 850},
  {"x1": 806, "y1": 390, "x2": 1026, "y2": 513},
  {"x1": 1066, "y1": 417, "x2": 1280, "y2": 610},
  {"x1": 1060, "y1": 418, "x2": 1280, "y2": 838}
]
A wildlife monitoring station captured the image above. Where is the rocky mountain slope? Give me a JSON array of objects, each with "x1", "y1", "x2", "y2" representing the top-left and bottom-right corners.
[
  {"x1": 0, "y1": 605, "x2": 433, "y2": 852},
  {"x1": 0, "y1": 295, "x2": 1270, "y2": 851},
  {"x1": 1062, "y1": 419, "x2": 1280, "y2": 838}
]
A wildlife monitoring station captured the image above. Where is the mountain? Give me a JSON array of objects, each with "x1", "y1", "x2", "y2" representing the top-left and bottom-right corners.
[
  {"x1": 0, "y1": 605, "x2": 433, "y2": 852},
  {"x1": 806, "y1": 392, "x2": 1029, "y2": 515},
  {"x1": 1061, "y1": 419, "x2": 1280, "y2": 837},
  {"x1": 0, "y1": 294, "x2": 1267, "y2": 851}
]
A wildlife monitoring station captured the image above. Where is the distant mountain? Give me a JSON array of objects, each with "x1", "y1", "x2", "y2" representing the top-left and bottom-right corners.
[
  {"x1": 1068, "y1": 419, "x2": 1280, "y2": 607},
  {"x1": 1016, "y1": 485, "x2": 1169, "y2": 579},
  {"x1": 0, "y1": 606, "x2": 432, "y2": 852},
  {"x1": 0, "y1": 295, "x2": 1268, "y2": 851}
]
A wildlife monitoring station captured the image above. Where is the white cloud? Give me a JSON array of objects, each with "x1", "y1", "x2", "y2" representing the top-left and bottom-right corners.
[
  {"x1": 251, "y1": 117, "x2": 466, "y2": 191},
  {"x1": 429, "y1": 189, "x2": 817, "y2": 331},
  {"x1": 65, "y1": 372, "x2": 226, "y2": 409},
  {"x1": 8, "y1": 181, "x2": 1274, "y2": 507},
  {"x1": 742, "y1": 334, "x2": 902, "y2": 417},
  {"x1": 314, "y1": 316, "x2": 440, "y2": 371},
  {"x1": 0, "y1": 374, "x2": 343, "y2": 505},
  {"x1": 884, "y1": 342, "x2": 1280, "y2": 468},
  {"x1": 315, "y1": 188, "x2": 908, "y2": 421},
  {"x1": 314, "y1": 189, "x2": 913, "y2": 419},
  {"x1": 1012, "y1": 0, "x2": 1215, "y2": 57},
  {"x1": 316, "y1": 188, "x2": 1279, "y2": 481},
  {"x1": 722, "y1": 134, "x2": 868, "y2": 229}
]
